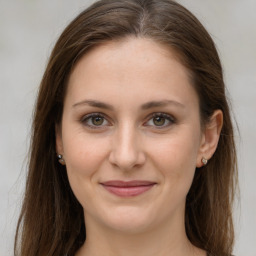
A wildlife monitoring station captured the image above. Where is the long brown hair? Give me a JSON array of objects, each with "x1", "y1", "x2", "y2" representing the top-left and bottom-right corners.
[{"x1": 15, "y1": 0, "x2": 238, "y2": 255}]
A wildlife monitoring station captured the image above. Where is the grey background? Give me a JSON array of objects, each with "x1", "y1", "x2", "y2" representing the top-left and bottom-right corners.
[{"x1": 0, "y1": 0, "x2": 255, "y2": 255}]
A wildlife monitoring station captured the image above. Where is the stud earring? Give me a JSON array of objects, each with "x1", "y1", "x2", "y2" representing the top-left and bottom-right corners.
[
  {"x1": 57, "y1": 154, "x2": 66, "y2": 165},
  {"x1": 201, "y1": 157, "x2": 208, "y2": 166}
]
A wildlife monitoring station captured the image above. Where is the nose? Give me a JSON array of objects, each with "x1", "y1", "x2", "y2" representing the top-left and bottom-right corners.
[{"x1": 108, "y1": 124, "x2": 146, "y2": 171}]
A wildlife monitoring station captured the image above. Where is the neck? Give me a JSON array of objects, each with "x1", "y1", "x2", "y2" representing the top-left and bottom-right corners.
[{"x1": 76, "y1": 213, "x2": 206, "y2": 256}]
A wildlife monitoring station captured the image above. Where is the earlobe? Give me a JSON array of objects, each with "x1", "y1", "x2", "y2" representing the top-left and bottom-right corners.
[{"x1": 196, "y1": 110, "x2": 223, "y2": 167}]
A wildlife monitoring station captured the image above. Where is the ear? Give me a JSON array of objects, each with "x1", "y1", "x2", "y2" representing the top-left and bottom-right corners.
[
  {"x1": 196, "y1": 110, "x2": 223, "y2": 167},
  {"x1": 55, "y1": 124, "x2": 64, "y2": 155}
]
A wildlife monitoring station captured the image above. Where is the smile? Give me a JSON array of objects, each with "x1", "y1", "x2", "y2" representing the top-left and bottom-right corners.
[{"x1": 100, "y1": 180, "x2": 156, "y2": 197}]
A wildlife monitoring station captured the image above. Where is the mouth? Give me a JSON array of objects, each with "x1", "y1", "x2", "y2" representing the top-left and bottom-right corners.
[{"x1": 100, "y1": 180, "x2": 157, "y2": 197}]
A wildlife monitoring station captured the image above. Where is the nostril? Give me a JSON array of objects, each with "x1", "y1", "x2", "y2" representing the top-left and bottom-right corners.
[
  {"x1": 108, "y1": 128, "x2": 146, "y2": 170},
  {"x1": 108, "y1": 146, "x2": 146, "y2": 170}
]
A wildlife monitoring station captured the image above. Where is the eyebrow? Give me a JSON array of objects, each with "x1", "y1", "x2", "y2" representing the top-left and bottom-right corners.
[
  {"x1": 141, "y1": 100, "x2": 185, "y2": 110},
  {"x1": 72, "y1": 100, "x2": 114, "y2": 110},
  {"x1": 72, "y1": 99, "x2": 185, "y2": 110}
]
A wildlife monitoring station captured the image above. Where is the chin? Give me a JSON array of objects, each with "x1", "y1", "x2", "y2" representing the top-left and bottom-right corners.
[{"x1": 95, "y1": 205, "x2": 159, "y2": 234}]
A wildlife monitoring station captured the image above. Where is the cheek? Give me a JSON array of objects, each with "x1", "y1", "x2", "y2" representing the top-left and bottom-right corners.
[
  {"x1": 152, "y1": 135, "x2": 198, "y2": 168},
  {"x1": 63, "y1": 129, "x2": 107, "y2": 169},
  {"x1": 62, "y1": 131, "x2": 109, "y2": 197},
  {"x1": 149, "y1": 129, "x2": 200, "y2": 190}
]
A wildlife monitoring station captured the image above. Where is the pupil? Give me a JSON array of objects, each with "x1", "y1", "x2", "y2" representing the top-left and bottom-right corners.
[
  {"x1": 154, "y1": 116, "x2": 165, "y2": 126},
  {"x1": 93, "y1": 116, "x2": 103, "y2": 125}
]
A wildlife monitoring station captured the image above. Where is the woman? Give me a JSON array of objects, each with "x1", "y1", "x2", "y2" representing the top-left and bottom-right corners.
[{"x1": 15, "y1": 0, "x2": 238, "y2": 255}]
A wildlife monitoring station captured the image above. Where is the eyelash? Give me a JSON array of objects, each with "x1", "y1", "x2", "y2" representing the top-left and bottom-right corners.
[
  {"x1": 81, "y1": 113, "x2": 110, "y2": 129},
  {"x1": 144, "y1": 113, "x2": 175, "y2": 129},
  {"x1": 80, "y1": 112, "x2": 176, "y2": 129}
]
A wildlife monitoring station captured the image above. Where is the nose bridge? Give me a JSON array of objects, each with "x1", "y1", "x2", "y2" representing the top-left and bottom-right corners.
[{"x1": 109, "y1": 122, "x2": 145, "y2": 169}]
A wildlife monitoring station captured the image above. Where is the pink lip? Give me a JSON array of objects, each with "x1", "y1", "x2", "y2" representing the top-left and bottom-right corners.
[{"x1": 100, "y1": 180, "x2": 156, "y2": 197}]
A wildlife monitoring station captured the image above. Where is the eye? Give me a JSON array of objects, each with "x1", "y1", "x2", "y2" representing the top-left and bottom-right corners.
[
  {"x1": 81, "y1": 113, "x2": 110, "y2": 128},
  {"x1": 144, "y1": 113, "x2": 175, "y2": 128}
]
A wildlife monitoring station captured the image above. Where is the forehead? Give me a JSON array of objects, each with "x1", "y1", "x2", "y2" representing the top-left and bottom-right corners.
[
  {"x1": 66, "y1": 37, "x2": 198, "y2": 110},
  {"x1": 69, "y1": 37, "x2": 188, "y2": 81}
]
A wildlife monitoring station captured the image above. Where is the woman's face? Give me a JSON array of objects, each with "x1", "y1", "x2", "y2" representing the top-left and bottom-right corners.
[{"x1": 56, "y1": 38, "x2": 207, "y2": 233}]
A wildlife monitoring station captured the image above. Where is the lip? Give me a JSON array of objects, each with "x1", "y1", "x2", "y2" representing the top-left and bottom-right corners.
[{"x1": 100, "y1": 180, "x2": 156, "y2": 197}]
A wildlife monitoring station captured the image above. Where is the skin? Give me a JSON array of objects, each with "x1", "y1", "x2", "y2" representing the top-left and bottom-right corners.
[{"x1": 56, "y1": 37, "x2": 223, "y2": 256}]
